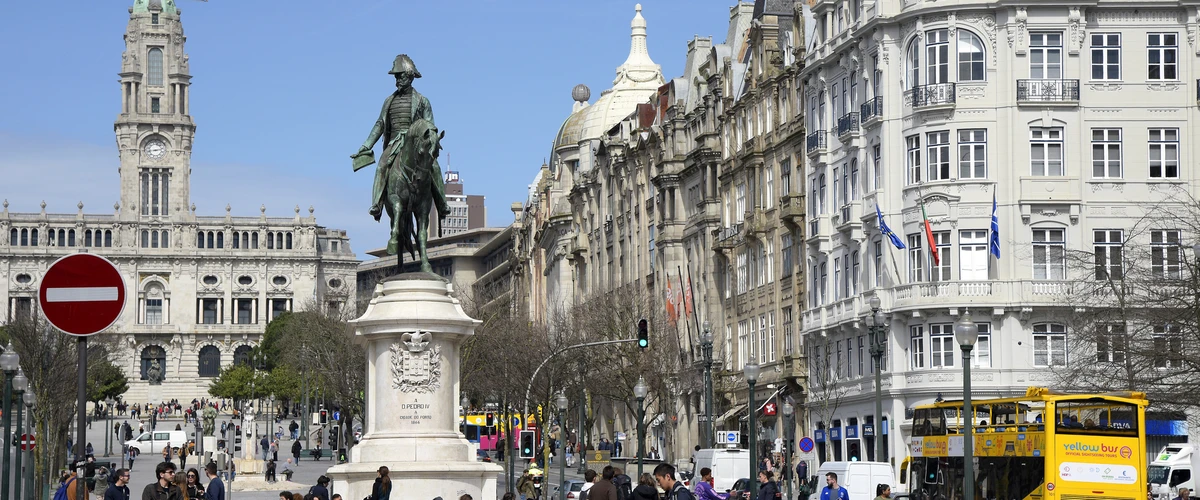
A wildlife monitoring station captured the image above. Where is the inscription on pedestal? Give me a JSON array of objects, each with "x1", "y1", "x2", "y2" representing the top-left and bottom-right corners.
[
  {"x1": 390, "y1": 331, "x2": 442, "y2": 393},
  {"x1": 398, "y1": 401, "x2": 434, "y2": 425}
]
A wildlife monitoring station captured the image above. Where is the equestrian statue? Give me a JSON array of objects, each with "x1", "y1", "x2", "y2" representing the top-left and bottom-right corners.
[{"x1": 351, "y1": 54, "x2": 450, "y2": 274}]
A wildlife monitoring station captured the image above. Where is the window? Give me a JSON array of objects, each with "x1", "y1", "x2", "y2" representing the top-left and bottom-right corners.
[
  {"x1": 925, "y1": 29, "x2": 950, "y2": 84},
  {"x1": 1091, "y1": 129, "x2": 1122, "y2": 178},
  {"x1": 737, "y1": 250, "x2": 748, "y2": 294},
  {"x1": 147, "y1": 48, "x2": 164, "y2": 86},
  {"x1": 738, "y1": 320, "x2": 749, "y2": 368},
  {"x1": 783, "y1": 308, "x2": 794, "y2": 356},
  {"x1": 1096, "y1": 323, "x2": 1127, "y2": 363},
  {"x1": 929, "y1": 323, "x2": 955, "y2": 368},
  {"x1": 199, "y1": 298, "x2": 220, "y2": 324},
  {"x1": 780, "y1": 159, "x2": 792, "y2": 195},
  {"x1": 198, "y1": 346, "x2": 220, "y2": 378},
  {"x1": 872, "y1": 145, "x2": 882, "y2": 190},
  {"x1": 1090, "y1": 34, "x2": 1121, "y2": 80},
  {"x1": 1153, "y1": 324, "x2": 1183, "y2": 368},
  {"x1": 818, "y1": 174, "x2": 827, "y2": 214},
  {"x1": 845, "y1": 336, "x2": 853, "y2": 378},
  {"x1": 235, "y1": 298, "x2": 256, "y2": 324},
  {"x1": 971, "y1": 323, "x2": 992, "y2": 368},
  {"x1": 849, "y1": 159, "x2": 859, "y2": 200},
  {"x1": 1148, "y1": 128, "x2": 1179, "y2": 179},
  {"x1": 1151, "y1": 230, "x2": 1181, "y2": 279},
  {"x1": 906, "y1": 38, "x2": 921, "y2": 88},
  {"x1": 768, "y1": 314, "x2": 777, "y2": 362},
  {"x1": 833, "y1": 257, "x2": 841, "y2": 300},
  {"x1": 958, "y1": 129, "x2": 987, "y2": 179},
  {"x1": 958, "y1": 30, "x2": 986, "y2": 81},
  {"x1": 908, "y1": 234, "x2": 925, "y2": 282},
  {"x1": 820, "y1": 262, "x2": 828, "y2": 303},
  {"x1": 736, "y1": 183, "x2": 746, "y2": 222},
  {"x1": 145, "y1": 298, "x2": 163, "y2": 325},
  {"x1": 1032, "y1": 228, "x2": 1066, "y2": 279},
  {"x1": 851, "y1": 251, "x2": 860, "y2": 296},
  {"x1": 152, "y1": 13, "x2": 159, "y2": 24},
  {"x1": 857, "y1": 335, "x2": 865, "y2": 376},
  {"x1": 1030, "y1": 33, "x2": 1063, "y2": 79},
  {"x1": 140, "y1": 345, "x2": 167, "y2": 380},
  {"x1": 764, "y1": 164, "x2": 774, "y2": 209},
  {"x1": 932, "y1": 231, "x2": 952, "y2": 281},
  {"x1": 832, "y1": 83, "x2": 839, "y2": 118},
  {"x1": 959, "y1": 230, "x2": 988, "y2": 280},
  {"x1": 1148, "y1": 33, "x2": 1178, "y2": 80},
  {"x1": 1093, "y1": 230, "x2": 1124, "y2": 280},
  {"x1": 927, "y1": 131, "x2": 951, "y2": 181},
  {"x1": 139, "y1": 168, "x2": 170, "y2": 216},
  {"x1": 835, "y1": 340, "x2": 844, "y2": 379},
  {"x1": 906, "y1": 135, "x2": 922, "y2": 184},
  {"x1": 725, "y1": 325, "x2": 733, "y2": 370},
  {"x1": 910, "y1": 326, "x2": 926, "y2": 369},
  {"x1": 1032, "y1": 323, "x2": 1067, "y2": 367},
  {"x1": 151, "y1": 97, "x2": 160, "y2": 114},
  {"x1": 754, "y1": 317, "x2": 764, "y2": 364},
  {"x1": 1030, "y1": 128, "x2": 1064, "y2": 176},
  {"x1": 873, "y1": 240, "x2": 883, "y2": 287},
  {"x1": 781, "y1": 233, "x2": 793, "y2": 278},
  {"x1": 271, "y1": 298, "x2": 291, "y2": 320}
]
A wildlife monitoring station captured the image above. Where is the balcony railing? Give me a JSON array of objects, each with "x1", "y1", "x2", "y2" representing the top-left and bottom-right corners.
[
  {"x1": 837, "y1": 112, "x2": 860, "y2": 136},
  {"x1": 860, "y1": 96, "x2": 883, "y2": 122},
  {"x1": 903, "y1": 82, "x2": 956, "y2": 108},
  {"x1": 1017, "y1": 79, "x2": 1080, "y2": 102},
  {"x1": 806, "y1": 130, "x2": 827, "y2": 153}
]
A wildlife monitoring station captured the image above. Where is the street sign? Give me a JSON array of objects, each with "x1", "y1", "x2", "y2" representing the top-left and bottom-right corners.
[
  {"x1": 19, "y1": 434, "x2": 35, "y2": 451},
  {"x1": 333, "y1": 411, "x2": 341, "y2": 422},
  {"x1": 798, "y1": 436, "x2": 814, "y2": 453},
  {"x1": 38, "y1": 253, "x2": 127, "y2": 336},
  {"x1": 763, "y1": 403, "x2": 777, "y2": 416},
  {"x1": 721, "y1": 431, "x2": 740, "y2": 444}
]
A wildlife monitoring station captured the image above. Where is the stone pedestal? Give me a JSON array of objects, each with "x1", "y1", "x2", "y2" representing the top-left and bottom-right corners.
[
  {"x1": 146, "y1": 384, "x2": 163, "y2": 404},
  {"x1": 327, "y1": 275, "x2": 502, "y2": 500}
]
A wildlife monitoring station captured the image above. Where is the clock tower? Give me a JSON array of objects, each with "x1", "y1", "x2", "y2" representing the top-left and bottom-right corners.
[{"x1": 114, "y1": 0, "x2": 195, "y2": 223}]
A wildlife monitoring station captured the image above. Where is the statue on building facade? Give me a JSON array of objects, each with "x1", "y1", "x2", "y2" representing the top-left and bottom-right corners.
[
  {"x1": 351, "y1": 54, "x2": 449, "y2": 273},
  {"x1": 147, "y1": 360, "x2": 164, "y2": 385}
]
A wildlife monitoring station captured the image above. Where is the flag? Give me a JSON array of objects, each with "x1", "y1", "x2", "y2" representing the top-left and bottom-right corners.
[
  {"x1": 664, "y1": 279, "x2": 678, "y2": 325},
  {"x1": 876, "y1": 205, "x2": 906, "y2": 249},
  {"x1": 683, "y1": 275, "x2": 695, "y2": 318},
  {"x1": 921, "y1": 201, "x2": 940, "y2": 266},
  {"x1": 989, "y1": 192, "x2": 1001, "y2": 259}
]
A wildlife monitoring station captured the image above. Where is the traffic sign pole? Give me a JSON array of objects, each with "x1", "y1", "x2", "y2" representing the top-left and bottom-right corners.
[{"x1": 75, "y1": 336, "x2": 86, "y2": 500}]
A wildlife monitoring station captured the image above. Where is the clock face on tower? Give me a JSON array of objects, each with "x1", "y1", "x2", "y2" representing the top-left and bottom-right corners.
[{"x1": 144, "y1": 140, "x2": 167, "y2": 160}]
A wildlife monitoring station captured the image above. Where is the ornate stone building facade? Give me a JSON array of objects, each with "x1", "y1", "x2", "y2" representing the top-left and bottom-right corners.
[
  {"x1": 0, "y1": 0, "x2": 358, "y2": 402},
  {"x1": 800, "y1": 0, "x2": 1199, "y2": 468}
]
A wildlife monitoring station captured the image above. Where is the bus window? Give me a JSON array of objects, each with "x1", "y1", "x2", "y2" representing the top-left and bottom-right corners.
[{"x1": 1054, "y1": 400, "x2": 1138, "y2": 436}]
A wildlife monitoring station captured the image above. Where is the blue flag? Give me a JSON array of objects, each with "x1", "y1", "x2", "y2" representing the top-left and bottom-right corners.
[
  {"x1": 989, "y1": 192, "x2": 1001, "y2": 258},
  {"x1": 876, "y1": 204, "x2": 906, "y2": 249}
]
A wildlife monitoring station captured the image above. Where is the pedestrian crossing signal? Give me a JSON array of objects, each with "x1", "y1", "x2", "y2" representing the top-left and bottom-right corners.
[
  {"x1": 519, "y1": 430, "x2": 535, "y2": 459},
  {"x1": 637, "y1": 319, "x2": 648, "y2": 349}
]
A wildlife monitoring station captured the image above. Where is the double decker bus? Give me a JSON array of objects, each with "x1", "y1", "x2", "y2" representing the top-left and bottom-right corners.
[
  {"x1": 906, "y1": 387, "x2": 1148, "y2": 500},
  {"x1": 460, "y1": 412, "x2": 537, "y2": 452}
]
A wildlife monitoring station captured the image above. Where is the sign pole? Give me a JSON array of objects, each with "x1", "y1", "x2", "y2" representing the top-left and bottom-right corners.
[{"x1": 76, "y1": 336, "x2": 87, "y2": 500}]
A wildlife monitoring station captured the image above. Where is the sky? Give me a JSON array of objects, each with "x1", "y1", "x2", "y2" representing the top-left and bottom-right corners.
[{"x1": 0, "y1": 0, "x2": 745, "y2": 256}]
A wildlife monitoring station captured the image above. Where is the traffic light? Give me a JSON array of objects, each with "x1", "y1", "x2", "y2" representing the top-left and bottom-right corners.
[
  {"x1": 485, "y1": 412, "x2": 495, "y2": 427},
  {"x1": 234, "y1": 425, "x2": 242, "y2": 452},
  {"x1": 519, "y1": 430, "x2": 535, "y2": 459},
  {"x1": 329, "y1": 426, "x2": 340, "y2": 449},
  {"x1": 320, "y1": 409, "x2": 328, "y2": 425},
  {"x1": 637, "y1": 318, "x2": 649, "y2": 349}
]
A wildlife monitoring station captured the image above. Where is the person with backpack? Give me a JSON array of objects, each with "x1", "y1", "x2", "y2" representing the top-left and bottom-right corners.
[
  {"x1": 55, "y1": 471, "x2": 86, "y2": 500},
  {"x1": 611, "y1": 468, "x2": 632, "y2": 500},
  {"x1": 587, "y1": 466, "x2": 618, "y2": 500},
  {"x1": 104, "y1": 468, "x2": 131, "y2": 500},
  {"x1": 579, "y1": 470, "x2": 596, "y2": 500},
  {"x1": 308, "y1": 475, "x2": 330, "y2": 500},
  {"x1": 653, "y1": 463, "x2": 695, "y2": 500}
]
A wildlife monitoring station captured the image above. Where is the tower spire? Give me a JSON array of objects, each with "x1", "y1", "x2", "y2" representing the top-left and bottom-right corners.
[{"x1": 612, "y1": 4, "x2": 662, "y2": 88}]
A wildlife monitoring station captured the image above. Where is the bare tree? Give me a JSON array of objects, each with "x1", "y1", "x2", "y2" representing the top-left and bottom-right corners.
[{"x1": 805, "y1": 338, "x2": 852, "y2": 436}]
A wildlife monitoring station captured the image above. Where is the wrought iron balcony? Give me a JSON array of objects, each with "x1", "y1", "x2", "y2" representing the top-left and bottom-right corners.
[
  {"x1": 806, "y1": 130, "x2": 827, "y2": 154},
  {"x1": 1017, "y1": 79, "x2": 1080, "y2": 102},
  {"x1": 903, "y1": 82, "x2": 956, "y2": 108},
  {"x1": 837, "y1": 112, "x2": 860, "y2": 137},
  {"x1": 860, "y1": 96, "x2": 883, "y2": 123}
]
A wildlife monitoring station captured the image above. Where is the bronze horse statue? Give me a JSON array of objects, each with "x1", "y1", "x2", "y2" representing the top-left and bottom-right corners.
[{"x1": 384, "y1": 117, "x2": 444, "y2": 273}]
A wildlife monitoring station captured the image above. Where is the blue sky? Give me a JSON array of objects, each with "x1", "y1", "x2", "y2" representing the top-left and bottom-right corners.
[{"x1": 0, "y1": 0, "x2": 740, "y2": 255}]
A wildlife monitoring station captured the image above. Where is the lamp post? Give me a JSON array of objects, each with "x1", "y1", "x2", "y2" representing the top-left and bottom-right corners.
[
  {"x1": 701, "y1": 321, "x2": 715, "y2": 449},
  {"x1": 460, "y1": 395, "x2": 470, "y2": 440},
  {"x1": 955, "y1": 312, "x2": 980, "y2": 500},
  {"x1": 0, "y1": 342, "x2": 21, "y2": 500},
  {"x1": 557, "y1": 392, "x2": 569, "y2": 500},
  {"x1": 744, "y1": 362, "x2": 760, "y2": 500},
  {"x1": 106, "y1": 397, "x2": 115, "y2": 456},
  {"x1": 22, "y1": 392, "x2": 35, "y2": 500},
  {"x1": 782, "y1": 400, "x2": 794, "y2": 500},
  {"x1": 11, "y1": 369, "x2": 26, "y2": 500},
  {"x1": 577, "y1": 392, "x2": 586, "y2": 475},
  {"x1": 865, "y1": 295, "x2": 887, "y2": 461},
  {"x1": 633, "y1": 376, "x2": 648, "y2": 477},
  {"x1": 302, "y1": 341, "x2": 310, "y2": 450}
]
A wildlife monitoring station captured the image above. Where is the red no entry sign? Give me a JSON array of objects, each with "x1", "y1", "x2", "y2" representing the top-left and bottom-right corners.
[
  {"x1": 19, "y1": 434, "x2": 35, "y2": 451},
  {"x1": 38, "y1": 253, "x2": 127, "y2": 336}
]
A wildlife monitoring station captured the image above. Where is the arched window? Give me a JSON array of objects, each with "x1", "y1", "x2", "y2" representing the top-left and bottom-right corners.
[
  {"x1": 29, "y1": 229, "x2": 37, "y2": 246},
  {"x1": 141, "y1": 230, "x2": 150, "y2": 248},
  {"x1": 140, "y1": 345, "x2": 167, "y2": 380},
  {"x1": 286, "y1": 233, "x2": 292, "y2": 249},
  {"x1": 216, "y1": 232, "x2": 224, "y2": 248},
  {"x1": 206, "y1": 232, "x2": 214, "y2": 249},
  {"x1": 68, "y1": 229, "x2": 76, "y2": 246},
  {"x1": 104, "y1": 230, "x2": 113, "y2": 247},
  {"x1": 267, "y1": 233, "x2": 275, "y2": 250},
  {"x1": 252, "y1": 233, "x2": 259, "y2": 249},
  {"x1": 20, "y1": 229, "x2": 27, "y2": 246},
  {"x1": 148, "y1": 48, "x2": 164, "y2": 86},
  {"x1": 197, "y1": 231, "x2": 204, "y2": 248},
  {"x1": 276, "y1": 233, "x2": 284, "y2": 249},
  {"x1": 958, "y1": 30, "x2": 986, "y2": 81},
  {"x1": 905, "y1": 38, "x2": 920, "y2": 89},
  {"x1": 233, "y1": 345, "x2": 253, "y2": 366},
  {"x1": 8, "y1": 229, "x2": 16, "y2": 246},
  {"x1": 85, "y1": 230, "x2": 93, "y2": 247},
  {"x1": 161, "y1": 231, "x2": 169, "y2": 248},
  {"x1": 198, "y1": 346, "x2": 221, "y2": 377},
  {"x1": 232, "y1": 233, "x2": 240, "y2": 249},
  {"x1": 57, "y1": 230, "x2": 65, "y2": 247}
]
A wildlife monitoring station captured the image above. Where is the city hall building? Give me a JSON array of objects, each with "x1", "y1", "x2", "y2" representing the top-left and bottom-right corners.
[{"x1": 0, "y1": 0, "x2": 358, "y2": 402}]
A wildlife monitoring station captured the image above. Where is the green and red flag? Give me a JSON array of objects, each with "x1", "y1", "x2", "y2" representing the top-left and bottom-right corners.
[{"x1": 921, "y1": 201, "x2": 940, "y2": 266}]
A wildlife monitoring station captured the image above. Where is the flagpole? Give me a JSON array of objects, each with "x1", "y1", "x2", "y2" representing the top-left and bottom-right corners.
[
  {"x1": 684, "y1": 261, "x2": 704, "y2": 343},
  {"x1": 677, "y1": 266, "x2": 695, "y2": 349}
]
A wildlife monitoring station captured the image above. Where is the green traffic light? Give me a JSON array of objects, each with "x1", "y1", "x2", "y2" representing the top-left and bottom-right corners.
[{"x1": 638, "y1": 339, "x2": 648, "y2": 347}]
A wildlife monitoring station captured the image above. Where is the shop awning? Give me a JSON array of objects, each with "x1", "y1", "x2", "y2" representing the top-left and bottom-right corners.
[{"x1": 718, "y1": 404, "x2": 747, "y2": 422}]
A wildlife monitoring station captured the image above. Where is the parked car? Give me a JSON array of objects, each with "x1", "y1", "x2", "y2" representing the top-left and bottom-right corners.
[
  {"x1": 553, "y1": 480, "x2": 586, "y2": 500},
  {"x1": 728, "y1": 477, "x2": 752, "y2": 500}
]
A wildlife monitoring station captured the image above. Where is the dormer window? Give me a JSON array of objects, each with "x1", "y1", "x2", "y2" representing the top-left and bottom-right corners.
[
  {"x1": 148, "y1": 48, "x2": 163, "y2": 86},
  {"x1": 152, "y1": 13, "x2": 159, "y2": 24}
]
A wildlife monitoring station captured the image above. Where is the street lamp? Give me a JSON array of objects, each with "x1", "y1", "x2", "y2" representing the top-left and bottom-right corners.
[
  {"x1": 955, "y1": 311, "x2": 980, "y2": 500},
  {"x1": 460, "y1": 395, "x2": 470, "y2": 439},
  {"x1": 106, "y1": 397, "x2": 115, "y2": 456},
  {"x1": 11, "y1": 369, "x2": 27, "y2": 500},
  {"x1": 865, "y1": 295, "x2": 888, "y2": 462},
  {"x1": 0, "y1": 342, "x2": 21, "y2": 500},
  {"x1": 782, "y1": 400, "x2": 795, "y2": 500},
  {"x1": 701, "y1": 321, "x2": 715, "y2": 449},
  {"x1": 22, "y1": 391, "x2": 35, "y2": 500},
  {"x1": 744, "y1": 362, "x2": 761, "y2": 500},
  {"x1": 557, "y1": 392, "x2": 569, "y2": 500},
  {"x1": 633, "y1": 376, "x2": 648, "y2": 477}
]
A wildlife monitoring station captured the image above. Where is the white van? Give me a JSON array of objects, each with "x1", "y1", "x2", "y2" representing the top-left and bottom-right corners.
[
  {"x1": 808, "y1": 461, "x2": 895, "y2": 500},
  {"x1": 124, "y1": 430, "x2": 189, "y2": 455},
  {"x1": 1150, "y1": 444, "x2": 1195, "y2": 500},
  {"x1": 693, "y1": 448, "x2": 751, "y2": 493}
]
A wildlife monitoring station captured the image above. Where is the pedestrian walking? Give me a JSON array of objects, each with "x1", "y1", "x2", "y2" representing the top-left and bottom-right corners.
[
  {"x1": 203, "y1": 463, "x2": 224, "y2": 500},
  {"x1": 757, "y1": 471, "x2": 781, "y2": 500},
  {"x1": 162, "y1": 446, "x2": 172, "y2": 466},
  {"x1": 271, "y1": 439, "x2": 279, "y2": 462},
  {"x1": 260, "y1": 436, "x2": 270, "y2": 461},
  {"x1": 125, "y1": 447, "x2": 136, "y2": 472},
  {"x1": 291, "y1": 440, "x2": 302, "y2": 463},
  {"x1": 179, "y1": 445, "x2": 190, "y2": 470},
  {"x1": 653, "y1": 463, "x2": 695, "y2": 500},
  {"x1": 103, "y1": 468, "x2": 131, "y2": 500},
  {"x1": 140, "y1": 461, "x2": 177, "y2": 500},
  {"x1": 820, "y1": 472, "x2": 850, "y2": 500}
]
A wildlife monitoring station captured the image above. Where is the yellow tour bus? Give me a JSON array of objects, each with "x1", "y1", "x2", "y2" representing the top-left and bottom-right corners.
[{"x1": 903, "y1": 387, "x2": 1148, "y2": 500}]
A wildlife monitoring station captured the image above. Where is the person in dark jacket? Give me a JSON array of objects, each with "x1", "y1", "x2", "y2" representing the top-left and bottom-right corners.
[
  {"x1": 587, "y1": 466, "x2": 619, "y2": 500},
  {"x1": 370, "y1": 466, "x2": 391, "y2": 500},
  {"x1": 104, "y1": 468, "x2": 131, "y2": 500},
  {"x1": 185, "y1": 469, "x2": 205, "y2": 499},
  {"x1": 141, "y1": 461, "x2": 181, "y2": 500},
  {"x1": 631, "y1": 473, "x2": 659, "y2": 500},
  {"x1": 203, "y1": 464, "x2": 224, "y2": 500},
  {"x1": 309, "y1": 475, "x2": 331, "y2": 500},
  {"x1": 291, "y1": 440, "x2": 302, "y2": 463},
  {"x1": 756, "y1": 471, "x2": 781, "y2": 500}
]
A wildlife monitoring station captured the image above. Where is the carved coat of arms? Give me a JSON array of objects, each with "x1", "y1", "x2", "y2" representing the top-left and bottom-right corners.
[{"x1": 390, "y1": 331, "x2": 442, "y2": 393}]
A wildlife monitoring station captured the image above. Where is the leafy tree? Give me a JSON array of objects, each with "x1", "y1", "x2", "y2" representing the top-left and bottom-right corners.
[
  {"x1": 86, "y1": 358, "x2": 129, "y2": 402},
  {"x1": 266, "y1": 365, "x2": 301, "y2": 401},
  {"x1": 207, "y1": 364, "x2": 269, "y2": 403}
]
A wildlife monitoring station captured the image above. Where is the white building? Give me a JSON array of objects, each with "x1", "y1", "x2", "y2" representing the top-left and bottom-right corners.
[
  {"x1": 800, "y1": 0, "x2": 1196, "y2": 466},
  {"x1": 0, "y1": 0, "x2": 357, "y2": 402}
]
